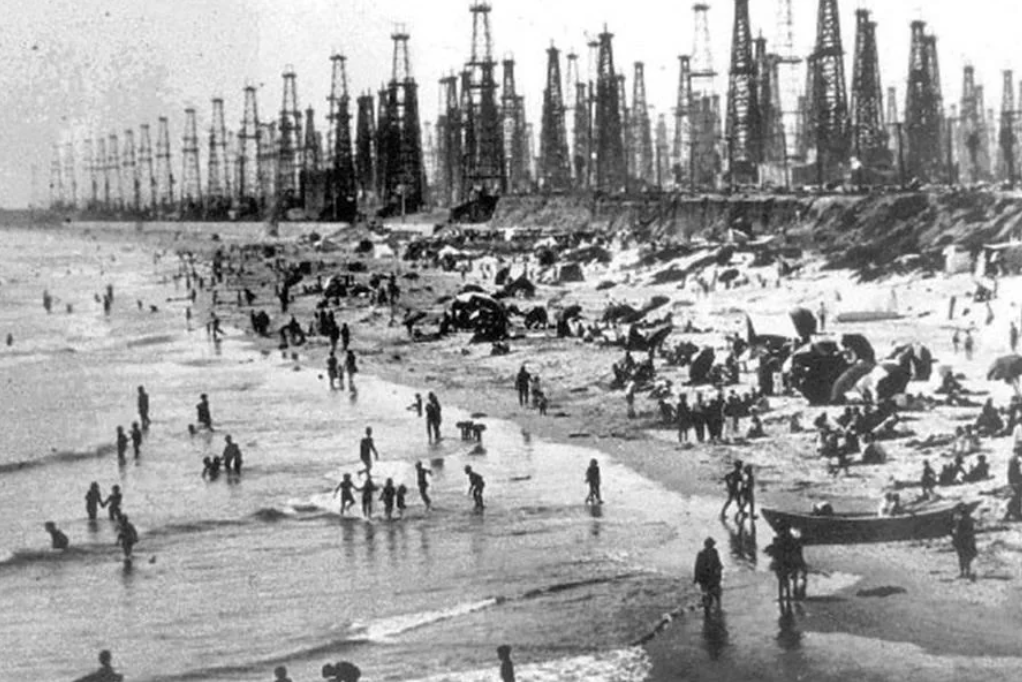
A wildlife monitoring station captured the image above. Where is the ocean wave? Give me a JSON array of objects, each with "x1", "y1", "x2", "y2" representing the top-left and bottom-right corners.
[
  {"x1": 351, "y1": 599, "x2": 497, "y2": 643},
  {"x1": 0, "y1": 545, "x2": 112, "y2": 571},
  {"x1": 142, "y1": 506, "x2": 329, "y2": 541},
  {"x1": 126, "y1": 333, "x2": 178, "y2": 348},
  {"x1": 519, "y1": 573, "x2": 638, "y2": 601},
  {"x1": 0, "y1": 443, "x2": 117, "y2": 476},
  {"x1": 408, "y1": 646, "x2": 653, "y2": 682}
]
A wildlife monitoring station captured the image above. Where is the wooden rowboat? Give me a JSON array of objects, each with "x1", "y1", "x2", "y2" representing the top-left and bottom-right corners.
[{"x1": 761, "y1": 501, "x2": 980, "y2": 545}]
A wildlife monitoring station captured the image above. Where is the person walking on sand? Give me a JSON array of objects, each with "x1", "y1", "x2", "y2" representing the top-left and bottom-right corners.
[
  {"x1": 130, "y1": 422, "x2": 143, "y2": 459},
  {"x1": 44, "y1": 521, "x2": 69, "y2": 550},
  {"x1": 1011, "y1": 321, "x2": 1019, "y2": 353},
  {"x1": 676, "y1": 394, "x2": 692, "y2": 444},
  {"x1": 340, "y1": 322, "x2": 350, "y2": 351},
  {"x1": 952, "y1": 329, "x2": 960, "y2": 354},
  {"x1": 737, "y1": 464, "x2": 756, "y2": 521},
  {"x1": 137, "y1": 386, "x2": 150, "y2": 429},
  {"x1": 407, "y1": 393, "x2": 423, "y2": 417},
  {"x1": 359, "y1": 427, "x2": 379, "y2": 473},
  {"x1": 415, "y1": 461, "x2": 433, "y2": 510},
  {"x1": 86, "y1": 482, "x2": 103, "y2": 521},
  {"x1": 720, "y1": 461, "x2": 744, "y2": 519},
  {"x1": 964, "y1": 329, "x2": 974, "y2": 360},
  {"x1": 497, "y1": 644, "x2": 516, "y2": 682},
  {"x1": 345, "y1": 350, "x2": 358, "y2": 388},
  {"x1": 951, "y1": 503, "x2": 977, "y2": 579},
  {"x1": 818, "y1": 301, "x2": 827, "y2": 332},
  {"x1": 334, "y1": 473, "x2": 357, "y2": 515},
  {"x1": 1004, "y1": 452, "x2": 1022, "y2": 521},
  {"x1": 465, "y1": 465, "x2": 485, "y2": 510},
  {"x1": 585, "y1": 459, "x2": 603, "y2": 505},
  {"x1": 115, "y1": 426, "x2": 129, "y2": 463},
  {"x1": 72, "y1": 649, "x2": 123, "y2": 682},
  {"x1": 425, "y1": 392, "x2": 442, "y2": 442},
  {"x1": 327, "y1": 351, "x2": 340, "y2": 390},
  {"x1": 515, "y1": 364, "x2": 531, "y2": 407},
  {"x1": 694, "y1": 537, "x2": 723, "y2": 613}
]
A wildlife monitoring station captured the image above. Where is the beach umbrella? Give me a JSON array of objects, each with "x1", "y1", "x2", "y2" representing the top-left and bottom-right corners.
[
  {"x1": 859, "y1": 362, "x2": 912, "y2": 400},
  {"x1": 841, "y1": 333, "x2": 876, "y2": 364},
  {"x1": 788, "y1": 307, "x2": 817, "y2": 342},
  {"x1": 830, "y1": 361, "x2": 876, "y2": 403},
  {"x1": 689, "y1": 348, "x2": 716, "y2": 384},
  {"x1": 788, "y1": 344, "x2": 850, "y2": 405},
  {"x1": 558, "y1": 304, "x2": 583, "y2": 322},
  {"x1": 987, "y1": 355, "x2": 1022, "y2": 383}
]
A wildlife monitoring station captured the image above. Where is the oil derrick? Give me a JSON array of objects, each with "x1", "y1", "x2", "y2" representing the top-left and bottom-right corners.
[
  {"x1": 756, "y1": 38, "x2": 787, "y2": 170},
  {"x1": 673, "y1": 56, "x2": 692, "y2": 186},
  {"x1": 655, "y1": 113, "x2": 670, "y2": 187},
  {"x1": 632, "y1": 62, "x2": 654, "y2": 188},
  {"x1": 277, "y1": 67, "x2": 302, "y2": 208},
  {"x1": 155, "y1": 117, "x2": 174, "y2": 214},
  {"x1": 436, "y1": 76, "x2": 461, "y2": 205},
  {"x1": 886, "y1": 86, "x2": 901, "y2": 164},
  {"x1": 259, "y1": 123, "x2": 278, "y2": 202},
  {"x1": 725, "y1": 0, "x2": 761, "y2": 186},
  {"x1": 691, "y1": 4, "x2": 720, "y2": 188},
  {"x1": 238, "y1": 85, "x2": 262, "y2": 213},
  {"x1": 808, "y1": 0, "x2": 850, "y2": 183},
  {"x1": 303, "y1": 108, "x2": 320, "y2": 172},
  {"x1": 849, "y1": 9, "x2": 890, "y2": 179},
  {"x1": 84, "y1": 139, "x2": 98, "y2": 210},
  {"x1": 464, "y1": 2, "x2": 504, "y2": 197},
  {"x1": 300, "y1": 107, "x2": 323, "y2": 215},
  {"x1": 375, "y1": 87, "x2": 389, "y2": 200},
  {"x1": 904, "y1": 21, "x2": 944, "y2": 184},
  {"x1": 617, "y1": 73, "x2": 632, "y2": 186},
  {"x1": 959, "y1": 66, "x2": 990, "y2": 183},
  {"x1": 354, "y1": 93, "x2": 377, "y2": 203},
  {"x1": 501, "y1": 57, "x2": 529, "y2": 193},
  {"x1": 774, "y1": 0, "x2": 802, "y2": 164},
  {"x1": 97, "y1": 137, "x2": 110, "y2": 210},
  {"x1": 63, "y1": 141, "x2": 77, "y2": 209},
  {"x1": 49, "y1": 144, "x2": 64, "y2": 209},
  {"x1": 593, "y1": 28, "x2": 626, "y2": 193},
  {"x1": 122, "y1": 129, "x2": 140, "y2": 213},
  {"x1": 207, "y1": 98, "x2": 230, "y2": 215},
  {"x1": 999, "y1": 71, "x2": 1016, "y2": 183},
  {"x1": 539, "y1": 45, "x2": 572, "y2": 192},
  {"x1": 138, "y1": 125, "x2": 155, "y2": 213},
  {"x1": 181, "y1": 108, "x2": 202, "y2": 215},
  {"x1": 380, "y1": 28, "x2": 425, "y2": 214},
  {"x1": 569, "y1": 53, "x2": 590, "y2": 188},
  {"x1": 108, "y1": 134, "x2": 123, "y2": 211},
  {"x1": 327, "y1": 54, "x2": 357, "y2": 221}
]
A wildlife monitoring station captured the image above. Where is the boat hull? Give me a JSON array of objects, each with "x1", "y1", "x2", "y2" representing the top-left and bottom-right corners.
[{"x1": 761, "y1": 502, "x2": 980, "y2": 545}]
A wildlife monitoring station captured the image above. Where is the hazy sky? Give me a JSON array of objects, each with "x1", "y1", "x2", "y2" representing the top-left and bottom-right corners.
[{"x1": 3, "y1": 0, "x2": 1021, "y2": 207}]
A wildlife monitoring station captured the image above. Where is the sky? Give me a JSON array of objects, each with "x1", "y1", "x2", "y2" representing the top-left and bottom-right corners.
[{"x1": 3, "y1": 0, "x2": 1021, "y2": 207}]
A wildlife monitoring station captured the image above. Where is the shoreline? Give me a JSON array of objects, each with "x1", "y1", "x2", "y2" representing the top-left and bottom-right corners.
[{"x1": 21, "y1": 221, "x2": 1022, "y2": 677}]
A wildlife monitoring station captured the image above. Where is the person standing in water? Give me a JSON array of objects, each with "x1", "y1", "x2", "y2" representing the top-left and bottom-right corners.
[
  {"x1": 327, "y1": 352, "x2": 340, "y2": 390},
  {"x1": 359, "y1": 427, "x2": 379, "y2": 473},
  {"x1": 85, "y1": 482, "x2": 103, "y2": 521},
  {"x1": 497, "y1": 644, "x2": 515, "y2": 682},
  {"x1": 334, "y1": 474, "x2": 357, "y2": 515},
  {"x1": 115, "y1": 426, "x2": 129, "y2": 463},
  {"x1": 104, "y1": 485, "x2": 123, "y2": 521},
  {"x1": 44, "y1": 522, "x2": 69, "y2": 550},
  {"x1": 415, "y1": 461, "x2": 433, "y2": 510},
  {"x1": 465, "y1": 466, "x2": 485, "y2": 510},
  {"x1": 73, "y1": 649, "x2": 123, "y2": 682},
  {"x1": 380, "y1": 478, "x2": 397, "y2": 520},
  {"x1": 340, "y1": 322, "x2": 350, "y2": 351},
  {"x1": 130, "y1": 422, "x2": 143, "y2": 459},
  {"x1": 196, "y1": 393, "x2": 213, "y2": 430},
  {"x1": 344, "y1": 350, "x2": 358, "y2": 388},
  {"x1": 396, "y1": 485, "x2": 408, "y2": 518},
  {"x1": 137, "y1": 386, "x2": 151, "y2": 430},
  {"x1": 694, "y1": 537, "x2": 724, "y2": 613},
  {"x1": 585, "y1": 459, "x2": 602, "y2": 505},
  {"x1": 223, "y1": 435, "x2": 242, "y2": 474},
  {"x1": 358, "y1": 474, "x2": 378, "y2": 519},
  {"x1": 116, "y1": 514, "x2": 138, "y2": 559},
  {"x1": 952, "y1": 503, "x2": 978, "y2": 579},
  {"x1": 720, "y1": 461, "x2": 744, "y2": 519}
]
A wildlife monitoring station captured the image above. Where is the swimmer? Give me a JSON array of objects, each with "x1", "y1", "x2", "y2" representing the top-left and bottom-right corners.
[
  {"x1": 380, "y1": 478, "x2": 397, "y2": 520},
  {"x1": 201, "y1": 456, "x2": 222, "y2": 480},
  {"x1": 116, "y1": 514, "x2": 138, "y2": 558},
  {"x1": 85, "y1": 482, "x2": 103, "y2": 520},
  {"x1": 415, "y1": 461, "x2": 433, "y2": 510},
  {"x1": 497, "y1": 644, "x2": 516, "y2": 682},
  {"x1": 359, "y1": 427, "x2": 379, "y2": 472},
  {"x1": 104, "y1": 485, "x2": 123, "y2": 521},
  {"x1": 44, "y1": 521, "x2": 69, "y2": 550},
  {"x1": 76, "y1": 649, "x2": 123, "y2": 682},
  {"x1": 273, "y1": 665, "x2": 294, "y2": 682},
  {"x1": 130, "y1": 422, "x2": 143, "y2": 459},
  {"x1": 327, "y1": 352, "x2": 340, "y2": 390},
  {"x1": 222, "y1": 435, "x2": 242, "y2": 474},
  {"x1": 137, "y1": 386, "x2": 150, "y2": 429},
  {"x1": 196, "y1": 393, "x2": 212, "y2": 429},
  {"x1": 396, "y1": 485, "x2": 408, "y2": 518},
  {"x1": 115, "y1": 426, "x2": 128, "y2": 463},
  {"x1": 407, "y1": 393, "x2": 423, "y2": 417},
  {"x1": 334, "y1": 474, "x2": 357, "y2": 516},
  {"x1": 465, "y1": 465, "x2": 485, "y2": 510},
  {"x1": 358, "y1": 474, "x2": 378, "y2": 519}
]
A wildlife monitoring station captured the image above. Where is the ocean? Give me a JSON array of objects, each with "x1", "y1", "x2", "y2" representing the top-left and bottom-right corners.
[{"x1": 0, "y1": 225, "x2": 710, "y2": 681}]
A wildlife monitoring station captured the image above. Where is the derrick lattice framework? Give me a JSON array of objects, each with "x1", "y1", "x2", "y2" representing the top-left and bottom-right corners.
[
  {"x1": 756, "y1": 37, "x2": 787, "y2": 167},
  {"x1": 207, "y1": 98, "x2": 231, "y2": 207},
  {"x1": 809, "y1": 0, "x2": 850, "y2": 179},
  {"x1": 539, "y1": 46, "x2": 572, "y2": 191},
  {"x1": 569, "y1": 53, "x2": 590, "y2": 188},
  {"x1": 594, "y1": 28, "x2": 626, "y2": 193},
  {"x1": 435, "y1": 76, "x2": 461, "y2": 205},
  {"x1": 631, "y1": 62, "x2": 655, "y2": 187},
  {"x1": 849, "y1": 9, "x2": 891, "y2": 173},
  {"x1": 774, "y1": 0, "x2": 802, "y2": 162},
  {"x1": 887, "y1": 86, "x2": 900, "y2": 162},
  {"x1": 181, "y1": 108, "x2": 202, "y2": 212},
  {"x1": 63, "y1": 141, "x2": 77, "y2": 209},
  {"x1": 155, "y1": 117, "x2": 174, "y2": 212},
  {"x1": 97, "y1": 137, "x2": 110, "y2": 209},
  {"x1": 725, "y1": 0, "x2": 761, "y2": 184},
  {"x1": 327, "y1": 54, "x2": 357, "y2": 220},
  {"x1": 998, "y1": 71, "x2": 1016, "y2": 182},
  {"x1": 673, "y1": 55, "x2": 692, "y2": 186},
  {"x1": 84, "y1": 138, "x2": 98, "y2": 209},
  {"x1": 959, "y1": 65, "x2": 990, "y2": 183},
  {"x1": 138, "y1": 124, "x2": 155, "y2": 212},
  {"x1": 277, "y1": 68, "x2": 302, "y2": 204},
  {"x1": 691, "y1": 4, "x2": 721, "y2": 187},
  {"x1": 463, "y1": 2, "x2": 504, "y2": 197},
  {"x1": 380, "y1": 28, "x2": 425, "y2": 213},
  {"x1": 655, "y1": 114, "x2": 670, "y2": 186},
  {"x1": 501, "y1": 58, "x2": 530, "y2": 193},
  {"x1": 355, "y1": 93, "x2": 377, "y2": 201},
  {"x1": 904, "y1": 21, "x2": 945, "y2": 183},
  {"x1": 122, "y1": 129, "x2": 140, "y2": 212},
  {"x1": 107, "y1": 133, "x2": 123, "y2": 210},
  {"x1": 238, "y1": 86, "x2": 262, "y2": 208},
  {"x1": 49, "y1": 144, "x2": 64, "y2": 209}
]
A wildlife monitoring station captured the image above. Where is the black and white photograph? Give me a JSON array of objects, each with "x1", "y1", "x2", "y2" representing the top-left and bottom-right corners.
[{"x1": 3, "y1": 1, "x2": 1022, "y2": 680}]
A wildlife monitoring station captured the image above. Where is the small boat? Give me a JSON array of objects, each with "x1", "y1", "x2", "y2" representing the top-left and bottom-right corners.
[{"x1": 761, "y1": 501, "x2": 980, "y2": 545}]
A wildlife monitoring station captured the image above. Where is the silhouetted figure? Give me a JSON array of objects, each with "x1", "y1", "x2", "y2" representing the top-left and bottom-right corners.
[
  {"x1": 694, "y1": 537, "x2": 723, "y2": 613},
  {"x1": 71, "y1": 649, "x2": 123, "y2": 682},
  {"x1": 137, "y1": 386, "x2": 150, "y2": 429},
  {"x1": 498, "y1": 644, "x2": 516, "y2": 682},
  {"x1": 44, "y1": 521, "x2": 69, "y2": 550}
]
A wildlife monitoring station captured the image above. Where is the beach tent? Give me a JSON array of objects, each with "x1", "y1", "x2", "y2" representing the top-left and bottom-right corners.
[
  {"x1": 788, "y1": 342, "x2": 851, "y2": 405},
  {"x1": 558, "y1": 263, "x2": 585, "y2": 283},
  {"x1": 746, "y1": 312, "x2": 803, "y2": 345},
  {"x1": 858, "y1": 362, "x2": 913, "y2": 400},
  {"x1": 689, "y1": 348, "x2": 716, "y2": 384},
  {"x1": 830, "y1": 362, "x2": 876, "y2": 403},
  {"x1": 841, "y1": 334, "x2": 876, "y2": 364}
]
